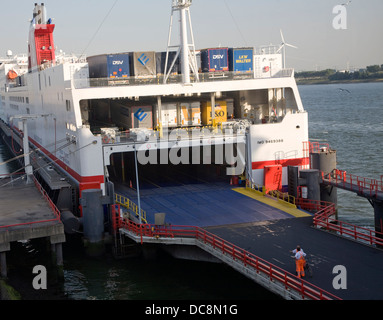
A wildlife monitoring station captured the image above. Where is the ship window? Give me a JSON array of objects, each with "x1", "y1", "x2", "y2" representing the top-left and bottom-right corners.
[{"x1": 66, "y1": 100, "x2": 71, "y2": 111}]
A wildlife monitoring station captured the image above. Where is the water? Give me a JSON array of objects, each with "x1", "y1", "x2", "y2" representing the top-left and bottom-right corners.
[
  {"x1": 1, "y1": 82, "x2": 382, "y2": 300},
  {"x1": 299, "y1": 82, "x2": 383, "y2": 227}
]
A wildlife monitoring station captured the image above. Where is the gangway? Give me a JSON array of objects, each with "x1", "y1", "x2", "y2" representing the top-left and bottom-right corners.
[
  {"x1": 320, "y1": 169, "x2": 383, "y2": 245},
  {"x1": 321, "y1": 169, "x2": 383, "y2": 201}
]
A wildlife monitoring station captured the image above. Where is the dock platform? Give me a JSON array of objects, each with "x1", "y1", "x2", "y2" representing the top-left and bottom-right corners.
[
  {"x1": 0, "y1": 177, "x2": 65, "y2": 278},
  {"x1": 206, "y1": 217, "x2": 383, "y2": 300},
  {"x1": 117, "y1": 182, "x2": 383, "y2": 300}
]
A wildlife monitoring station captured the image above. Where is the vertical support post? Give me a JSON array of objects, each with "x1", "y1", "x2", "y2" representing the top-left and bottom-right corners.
[
  {"x1": 180, "y1": 5, "x2": 190, "y2": 84},
  {"x1": 50, "y1": 235, "x2": 65, "y2": 279},
  {"x1": 20, "y1": 119, "x2": 33, "y2": 184},
  {"x1": 133, "y1": 143, "x2": 142, "y2": 224},
  {"x1": 211, "y1": 92, "x2": 216, "y2": 127},
  {"x1": 121, "y1": 153, "x2": 125, "y2": 183},
  {"x1": 56, "y1": 243, "x2": 63, "y2": 267},
  {"x1": 373, "y1": 200, "x2": 383, "y2": 247},
  {"x1": 165, "y1": 0, "x2": 198, "y2": 84},
  {"x1": 157, "y1": 96, "x2": 163, "y2": 138},
  {"x1": 0, "y1": 252, "x2": 7, "y2": 278}
]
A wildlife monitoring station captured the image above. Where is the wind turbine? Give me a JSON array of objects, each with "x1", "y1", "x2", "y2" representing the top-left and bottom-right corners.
[{"x1": 277, "y1": 29, "x2": 298, "y2": 69}]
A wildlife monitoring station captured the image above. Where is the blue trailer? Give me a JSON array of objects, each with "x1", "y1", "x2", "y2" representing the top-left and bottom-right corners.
[
  {"x1": 107, "y1": 54, "x2": 130, "y2": 78},
  {"x1": 87, "y1": 54, "x2": 130, "y2": 79},
  {"x1": 200, "y1": 48, "x2": 229, "y2": 72},
  {"x1": 228, "y1": 48, "x2": 254, "y2": 73}
]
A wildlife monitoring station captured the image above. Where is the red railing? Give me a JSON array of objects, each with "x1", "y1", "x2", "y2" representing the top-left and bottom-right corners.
[
  {"x1": 322, "y1": 169, "x2": 383, "y2": 199},
  {"x1": 297, "y1": 197, "x2": 383, "y2": 247},
  {"x1": 309, "y1": 141, "x2": 330, "y2": 153},
  {"x1": 303, "y1": 141, "x2": 331, "y2": 169},
  {"x1": 32, "y1": 176, "x2": 61, "y2": 220},
  {"x1": 0, "y1": 175, "x2": 61, "y2": 230},
  {"x1": 112, "y1": 211, "x2": 341, "y2": 300}
]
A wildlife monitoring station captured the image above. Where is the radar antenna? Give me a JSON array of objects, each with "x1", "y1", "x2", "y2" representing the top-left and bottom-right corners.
[{"x1": 164, "y1": 0, "x2": 199, "y2": 84}]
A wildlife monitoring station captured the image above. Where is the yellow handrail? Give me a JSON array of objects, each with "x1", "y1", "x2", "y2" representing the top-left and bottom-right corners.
[
  {"x1": 115, "y1": 193, "x2": 148, "y2": 224},
  {"x1": 246, "y1": 180, "x2": 296, "y2": 206}
]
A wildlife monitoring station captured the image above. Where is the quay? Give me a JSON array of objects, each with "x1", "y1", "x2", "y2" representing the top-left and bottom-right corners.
[{"x1": 0, "y1": 176, "x2": 65, "y2": 279}]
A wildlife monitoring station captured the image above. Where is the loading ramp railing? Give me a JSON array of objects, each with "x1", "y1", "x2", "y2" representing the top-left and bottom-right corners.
[{"x1": 112, "y1": 207, "x2": 341, "y2": 300}]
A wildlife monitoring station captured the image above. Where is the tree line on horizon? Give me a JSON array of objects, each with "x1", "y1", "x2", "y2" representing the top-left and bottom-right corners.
[{"x1": 295, "y1": 64, "x2": 383, "y2": 81}]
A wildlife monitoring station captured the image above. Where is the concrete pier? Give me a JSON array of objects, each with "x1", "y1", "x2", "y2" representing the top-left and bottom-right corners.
[{"x1": 0, "y1": 178, "x2": 65, "y2": 278}]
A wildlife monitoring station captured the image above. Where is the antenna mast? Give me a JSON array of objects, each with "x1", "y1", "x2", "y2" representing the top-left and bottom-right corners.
[{"x1": 164, "y1": 0, "x2": 199, "y2": 84}]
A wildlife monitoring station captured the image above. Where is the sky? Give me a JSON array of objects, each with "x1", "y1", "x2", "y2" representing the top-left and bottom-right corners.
[{"x1": 0, "y1": 0, "x2": 382, "y2": 71}]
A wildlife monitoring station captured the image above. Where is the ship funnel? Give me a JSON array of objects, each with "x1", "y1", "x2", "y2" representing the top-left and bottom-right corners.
[
  {"x1": 28, "y1": 3, "x2": 55, "y2": 73},
  {"x1": 33, "y1": 3, "x2": 47, "y2": 25}
]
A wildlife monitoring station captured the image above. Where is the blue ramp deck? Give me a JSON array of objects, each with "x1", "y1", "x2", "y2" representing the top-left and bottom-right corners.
[{"x1": 116, "y1": 182, "x2": 300, "y2": 227}]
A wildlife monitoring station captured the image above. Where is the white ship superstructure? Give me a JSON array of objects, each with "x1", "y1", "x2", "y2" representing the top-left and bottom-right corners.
[{"x1": 0, "y1": 2, "x2": 309, "y2": 219}]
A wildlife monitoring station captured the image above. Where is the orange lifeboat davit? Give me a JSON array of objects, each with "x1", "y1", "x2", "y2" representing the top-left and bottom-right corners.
[{"x1": 7, "y1": 70, "x2": 18, "y2": 80}]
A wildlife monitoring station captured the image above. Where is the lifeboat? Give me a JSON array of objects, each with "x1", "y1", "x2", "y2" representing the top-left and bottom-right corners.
[{"x1": 7, "y1": 70, "x2": 18, "y2": 80}]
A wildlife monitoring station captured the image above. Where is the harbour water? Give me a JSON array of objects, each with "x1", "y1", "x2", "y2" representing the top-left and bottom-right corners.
[
  {"x1": 300, "y1": 82, "x2": 383, "y2": 228},
  {"x1": 1, "y1": 82, "x2": 382, "y2": 300}
]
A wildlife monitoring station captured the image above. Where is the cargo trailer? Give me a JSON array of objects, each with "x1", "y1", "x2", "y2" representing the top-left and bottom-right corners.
[
  {"x1": 110, "y1": 104, "x2": 153, "y2": 129},
  {"x1": 130, "y1": 52, "x2": 156, "y2": 77},
  {"x1": 156, "y1": 51, "x2": 180, "y2": 75},
  {"x1": 228, "y1": 48, "x2": 254, "y2": 73},
  {"x1": 201, "y1": 101, "x2": 228, "y2": 125},
  {"x1": 180, "y1": 102, "x2": 201, "y2": 127},
  {"x1": 87, "y1": 54, "x2": 130, "y2": 79},
  {"x1": 155, "y1": 103, "x2": 178, "y2": 128},
  {"x1": 200, "y1": 48, "x2": 229, "y2": 73}
]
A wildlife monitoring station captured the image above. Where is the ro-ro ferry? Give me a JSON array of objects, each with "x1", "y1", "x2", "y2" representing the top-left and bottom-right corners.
[{"x1": 0, "y1": 2, "x2": 309, "y2": 235}]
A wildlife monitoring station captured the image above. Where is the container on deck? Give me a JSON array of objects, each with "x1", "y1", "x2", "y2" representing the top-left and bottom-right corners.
[
  {"x1": 228, "y1": 47, "x2": 254, "y2": 73},
  {"x1": 156, "y1": 51, "x2": 180, "y2": 75},
  {"x1": 200, "y1": 48, "x2": 229, "y2": 73},
  {"x1": 180, "y1": 102, "x2": 201, "y2": 127},
  {"x1": 155, "y1": 103, "x2": 178, "y2": 128},
  {"x1": 201, "y1": 101, "x2": 227, "y2": 125},
  {"x1": 130, "y1": 51, "x2": 156, "y2": 77},
  {"x1": 87, "y1": 54, "x2": 130, "y2": 79}
]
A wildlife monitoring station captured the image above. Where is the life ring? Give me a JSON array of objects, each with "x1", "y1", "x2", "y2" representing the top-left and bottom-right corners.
[
  {"x1": 263, "y1": 66, "x2": 270, "y2": 73},
  {"x1": 7, "y1": 70, "x2": 18, "y2": 80}
]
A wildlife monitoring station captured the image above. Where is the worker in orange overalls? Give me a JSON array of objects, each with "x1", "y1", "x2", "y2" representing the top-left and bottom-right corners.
[{"x1": 292, "y1": 245, "x2": 306, "y2": 278}]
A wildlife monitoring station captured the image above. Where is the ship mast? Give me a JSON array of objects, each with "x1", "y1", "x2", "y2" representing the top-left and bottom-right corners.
[{"x1": 164, "y1": 0, "x2": 199, "y2": 84}]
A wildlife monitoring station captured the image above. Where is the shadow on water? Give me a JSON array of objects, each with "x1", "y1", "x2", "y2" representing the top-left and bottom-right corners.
[{"x1": 5, "y1": 236, "x2": 281, "y2": 300}]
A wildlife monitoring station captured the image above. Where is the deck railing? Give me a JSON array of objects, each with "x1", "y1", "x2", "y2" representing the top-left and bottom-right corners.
[
  {"x1": 297, "y1": 197, "x2": 383, "y2": 247},
  {"x1": 72, "y1": 69, "x2": 295, "y2": 89},
  {"x1": 117, "y1": 218, "x2": 341, "y2": 300},
  {"x1": 322, "y1": 169, "x2": 383, "y2": 199}
]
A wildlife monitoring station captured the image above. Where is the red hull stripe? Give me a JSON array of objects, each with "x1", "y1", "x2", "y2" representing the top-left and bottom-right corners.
[
  {"x1": 252, "y1": 157, "x2": 309, "y2": 170},
  {"x1": 28, "y1": 136, "x2": 104, "y2": 186}
]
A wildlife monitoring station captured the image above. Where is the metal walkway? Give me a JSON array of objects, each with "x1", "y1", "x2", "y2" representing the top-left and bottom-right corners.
[
  {"x1": 322, "y1": 169, "x2": 383, "y2": 201},
  {"x1": 206, "y1": 217, "x2": 383, "y2": 300},
  {"x1": 113, "y1": 165, "x2": 383, "y2": 300},
  {"x1": 118, "y1": 214, "x2": 383, "y2": 300}
]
